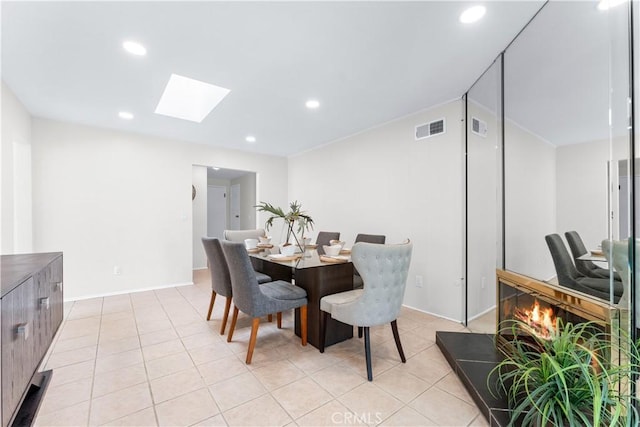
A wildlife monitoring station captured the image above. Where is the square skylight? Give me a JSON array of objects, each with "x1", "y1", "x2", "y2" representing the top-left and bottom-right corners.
[{"x1": 154, "y1": 74, "x2": 230, "y2": 123}]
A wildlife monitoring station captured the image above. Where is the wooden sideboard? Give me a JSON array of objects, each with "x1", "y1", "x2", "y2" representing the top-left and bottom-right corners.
[{"x1": 1, "y1": 253, "x2": 63, "y2": 427}]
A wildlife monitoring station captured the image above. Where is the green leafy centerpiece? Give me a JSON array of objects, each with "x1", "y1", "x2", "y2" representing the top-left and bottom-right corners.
[{"x1": 255, "y1": 200, "x2": 314, "y2": 250}]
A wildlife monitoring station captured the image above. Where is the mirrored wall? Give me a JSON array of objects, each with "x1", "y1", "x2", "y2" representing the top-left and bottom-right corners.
[{"x1": 465, "y1": 0, "x2": 634, "y2": 336}]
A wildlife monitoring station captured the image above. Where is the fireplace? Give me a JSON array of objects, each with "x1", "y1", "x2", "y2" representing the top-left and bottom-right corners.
[{"x1": 496, "y1": 270, "x2": 620, "y2": 352}]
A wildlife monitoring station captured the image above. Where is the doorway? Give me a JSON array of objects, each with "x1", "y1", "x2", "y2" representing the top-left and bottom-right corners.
[{"x1": 207, "y1": 186, "x2": 227, "y2": 239}]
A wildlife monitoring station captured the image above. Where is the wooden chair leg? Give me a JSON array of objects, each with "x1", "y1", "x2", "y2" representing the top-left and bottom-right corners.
[
  {"x1": 227, "y1": 306, "x2": 239, "y2": 342},
  {"x1": 319, "y1": 309, "x2": 328, "y2": 353},
  {"x1": 220, "y1": 297, "x2": 232, "y2": 335},
  {"x1": 300, "y1": 305, "x2": 308, "y2": 346},
  {"x1": 276, "y1": 312, "x2": 282, "y2": 329},
  {"x1": 268, "y1": 314, "x2": 273, "y2": 322},
  {"x1": 364, "y1": 327, "x2": 373, "y2": 381},
  {"x1": 358, "y1": 326, "x2": 363, "y2": 338},
  {"x1": 246, "y1": 318, "x2": 261, "y2": 364},
  {"x1": 206, "y1": 291, "x2": 216, "y2": 321},
  {"x1": 391, "y1": 320, "x2": 406, "y2": 363}
]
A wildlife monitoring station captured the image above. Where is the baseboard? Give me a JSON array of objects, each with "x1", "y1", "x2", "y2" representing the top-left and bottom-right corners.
[
  {"x1": 64, "y1": 281, "x2": 195, "y2": 302},
  {"x1": 467, "y1": 304, "x2": 497, "y2": 322},
  {"x1": 401, "y1": 304, "x2": 464, "y2": 324}
]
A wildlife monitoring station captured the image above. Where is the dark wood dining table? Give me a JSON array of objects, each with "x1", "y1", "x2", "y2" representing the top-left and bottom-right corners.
[{"x1": 249, "y1": 248, "x2": 354, "y2": 349}]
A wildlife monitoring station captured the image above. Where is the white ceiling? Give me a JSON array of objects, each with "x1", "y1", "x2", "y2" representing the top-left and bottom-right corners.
[{"x1": 1, "y1": 1, "x2": 544, "y2": 157}]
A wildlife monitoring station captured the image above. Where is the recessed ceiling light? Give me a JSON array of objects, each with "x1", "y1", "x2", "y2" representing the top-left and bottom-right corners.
[
  {"x1": 597, "y1": 0, "x2": 625, "y2": 10},
  {"x1": 305, "y1": 99, "x2": 320, "y2": 109},
  {"x1": 122, "y1": 41, "x2": 147, "y2": 56},
  {"x1": 460, "y1": 5, "x2": 486, "y2": 24},
  {"x1": 155, "y1": 74, "x2": 231, "y2": 123},
  {"x1": 245, "y1": 135, "x2": 256, "y2": 143},
  {"x1": 212, "y1": 167, "x2": 220, "y2": 171},
  {"x1": 118, "y1": 111, "x2": 134, "y2": 120}
]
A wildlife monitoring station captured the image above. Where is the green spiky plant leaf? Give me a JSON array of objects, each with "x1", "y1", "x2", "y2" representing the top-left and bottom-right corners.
[
  {"x1": 255, "y1": 200, "x2": 314, "y2": 245},
  {"x1": 489, "y1": 318, "x2": 639, "y2": 427}
]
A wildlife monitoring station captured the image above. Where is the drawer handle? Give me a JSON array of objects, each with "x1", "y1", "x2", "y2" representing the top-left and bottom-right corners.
[
  {"x1": 16, "y1": 323, "x2": 29, "y2": 340},
  {"x1": 40, "y1": 297, "x2": 50, "y2": 310},
  {"x1": 54, "y1": 282, "x2": 63, "y2": 292}
]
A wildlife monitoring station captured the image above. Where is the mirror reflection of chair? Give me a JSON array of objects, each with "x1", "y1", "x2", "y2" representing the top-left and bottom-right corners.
[
  {"x1": 352, "y1": 233, "x2": 386, "y2": 289},
  {"x1": 201, "y1": 237, "x2": 271, "y2": 335},
  {"x1": 565, "y1": 231, "x2": 621, "y2": 281},
  {"x1": 223, "y1": 228, "x2": 266, "y2": 242},
  {"x1": 315, "y1": 231, "x2": 340, "y2": 255},
  {"x1": 221, "y1": 240, "x2": 308, "y2": 364},
  {"x1": 319, "y1": 240, "x2": 412, "y2": 381},
  {"x1": 544, "y1": 234, "x2": 622, "y2": 302}
]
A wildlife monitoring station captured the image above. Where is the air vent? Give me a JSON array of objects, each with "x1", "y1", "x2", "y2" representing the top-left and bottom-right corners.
[
  {"x1": 471, "y1": 117, "x2": 487, "y2": 137},
  {"x1": 415, "y1": 118, "x2": 446, "y2": 140}
]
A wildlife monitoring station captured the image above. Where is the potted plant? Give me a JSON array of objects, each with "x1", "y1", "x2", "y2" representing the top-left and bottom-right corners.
[
  {"x1": 255, "y1": 200, "x2": 314, "y2": 250},
  {"x1": 489, "y1": 318, "x2": 639, "y2": 426}
]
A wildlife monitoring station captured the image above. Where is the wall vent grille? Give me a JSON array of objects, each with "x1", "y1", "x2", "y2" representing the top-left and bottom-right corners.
[
  {"x1": 471, "y1": 117, "x2": 488, "y2": 137},
  {"x1": 415, "y1": 118, "x2": 446, "y2": 140}
]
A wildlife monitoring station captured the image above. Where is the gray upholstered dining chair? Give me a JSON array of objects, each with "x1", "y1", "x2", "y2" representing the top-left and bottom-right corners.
[
  {"x1": 564, "y1": 231, "x2": 621, "y2": 281},
  {"x1": 319, "y1": 240, "x2": 412, "y2": 381},
  {"x1": 201, "y1": 237, "x2": 271, "y2": 335},
  {"x1": 221, "y1": 240, "x2": 308, "y2": 364},
  {"x1": 316, "y1": 231, "x2": 340, "y2": 255},
  {"x1": 353, "y1": 233, "x2": 386, "y2": 289},
  {"x1": 223, "y1": 228, "x2": 266, "y2": 242},
  {"x1": 545, "y1": 234, "x2": 622, "y2": 302}
]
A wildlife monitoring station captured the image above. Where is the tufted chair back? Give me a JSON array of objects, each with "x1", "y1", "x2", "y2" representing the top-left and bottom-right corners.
[
  {"x1": 201, "y1": 237, "x2": 232, "y2": 297},
  {"x1": 332, "y1": 240, "x2": 412, "y2": 327}
]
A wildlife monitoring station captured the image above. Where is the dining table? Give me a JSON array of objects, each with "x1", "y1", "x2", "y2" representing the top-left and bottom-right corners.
[{"x1": 249, "y1": 246, "x2": 354, "y2": 349}]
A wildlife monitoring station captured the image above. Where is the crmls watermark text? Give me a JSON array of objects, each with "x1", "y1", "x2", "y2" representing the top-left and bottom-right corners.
[{"x1": 331, "y1": 412, "x2": 383, "y2": 424}]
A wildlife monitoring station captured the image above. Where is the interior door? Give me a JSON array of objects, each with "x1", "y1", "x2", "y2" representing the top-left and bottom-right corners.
[
  {"x1": 230, "y1": 184, "x2": 241, "y2": 229},
  {"x1": 207, "y1": 186, "x2": 227, "y2": 238}
]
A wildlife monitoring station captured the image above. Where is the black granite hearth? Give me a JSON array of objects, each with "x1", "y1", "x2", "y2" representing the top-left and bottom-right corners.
[{"x1": 436, "y1": 331, "x2": 522, "y2": 427}]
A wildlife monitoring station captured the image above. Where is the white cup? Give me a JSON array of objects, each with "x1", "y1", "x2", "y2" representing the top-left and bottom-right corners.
[
  {"x1": 244, "y1": 238, "x2": 258, "y2": 249},
  {"x1": 280, "y1": 244, "x2": 296, "y2": 256}
]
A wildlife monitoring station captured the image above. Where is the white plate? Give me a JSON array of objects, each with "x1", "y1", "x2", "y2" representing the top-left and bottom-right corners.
[{"x1": 268, "y1": 254, "x2": 288, "y2": 259}]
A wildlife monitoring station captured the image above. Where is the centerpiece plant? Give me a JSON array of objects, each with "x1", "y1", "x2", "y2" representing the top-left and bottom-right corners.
[
  {"x1": 255, "y1": 200, "x2": 314, "y2": 248},
  {"x1": 489, "y1": 318, "x2": 639, "y2": 427}
]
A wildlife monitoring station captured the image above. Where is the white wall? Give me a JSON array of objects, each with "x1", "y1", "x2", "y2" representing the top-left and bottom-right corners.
[
  {"x1": 467, "y1": 100, "x2": 499, "y2": 319},
  {"x1": 31, "y1": 118, "x2": 288, "y2": 300},
  {"x1": 504, "y1": 121, "x2": 556, "y2": 280},
  {"x1": 232, "y1": 172, "x2": 257, "y2": 229},
  {"x1": 1, "y1": 81, "x2": 33, "y2": 254},
  {"x1": 556, "y1": 137, "x2": 629, "y2": 250},
  {"x1": 289, "y1": 100, "x2": 465, "y2": 321},
  {"x1": 192, "y1": 166, "x2": 208, "y2": 269}
]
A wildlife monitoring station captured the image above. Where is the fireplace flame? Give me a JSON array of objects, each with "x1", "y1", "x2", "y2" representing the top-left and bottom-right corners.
[{"x1": 514, "y1": 300, "x2": 556, "y2": 340}]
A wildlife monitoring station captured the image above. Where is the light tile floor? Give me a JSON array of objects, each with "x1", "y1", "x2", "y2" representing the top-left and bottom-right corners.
[{"x1": 34, "y1": 270, "x2": 488, "y2": 427}]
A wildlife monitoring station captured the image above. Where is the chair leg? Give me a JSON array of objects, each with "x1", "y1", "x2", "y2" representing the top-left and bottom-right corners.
[
  {"x1": 319, "y1": 310, "x2": 328, "y2": 353},
  {"x1": 358, "y1": 326, "x2": 363, "y2": 338},
  {"x1": 206, "y1": 291, "x2": 216, "y2": 321},
  {"x1": 246, "y1": 318, "x2": 261, "y2": 364},
  {"x1": 227, "y1": 306, "x2": 239, "y2": 342},
  {"x1": 391, "y1": 320, "x2": 406, "y2": 363},
  {"x1": 300, "y1": 305, "x2": 308, "y2": 346},
  {"x1": 220, "y1": 297, "x2": 232, "y2": 335},
  {"x1": 276, "y1": 312, "x2": 282, "y2": 329},
  {"x1": 363, "y1": 327, "x2": 373, "y2": 381}
]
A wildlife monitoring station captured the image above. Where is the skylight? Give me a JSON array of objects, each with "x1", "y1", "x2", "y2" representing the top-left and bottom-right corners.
[{"x1": 154, "y1": 74, "x2": 231, "y2": 123}]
